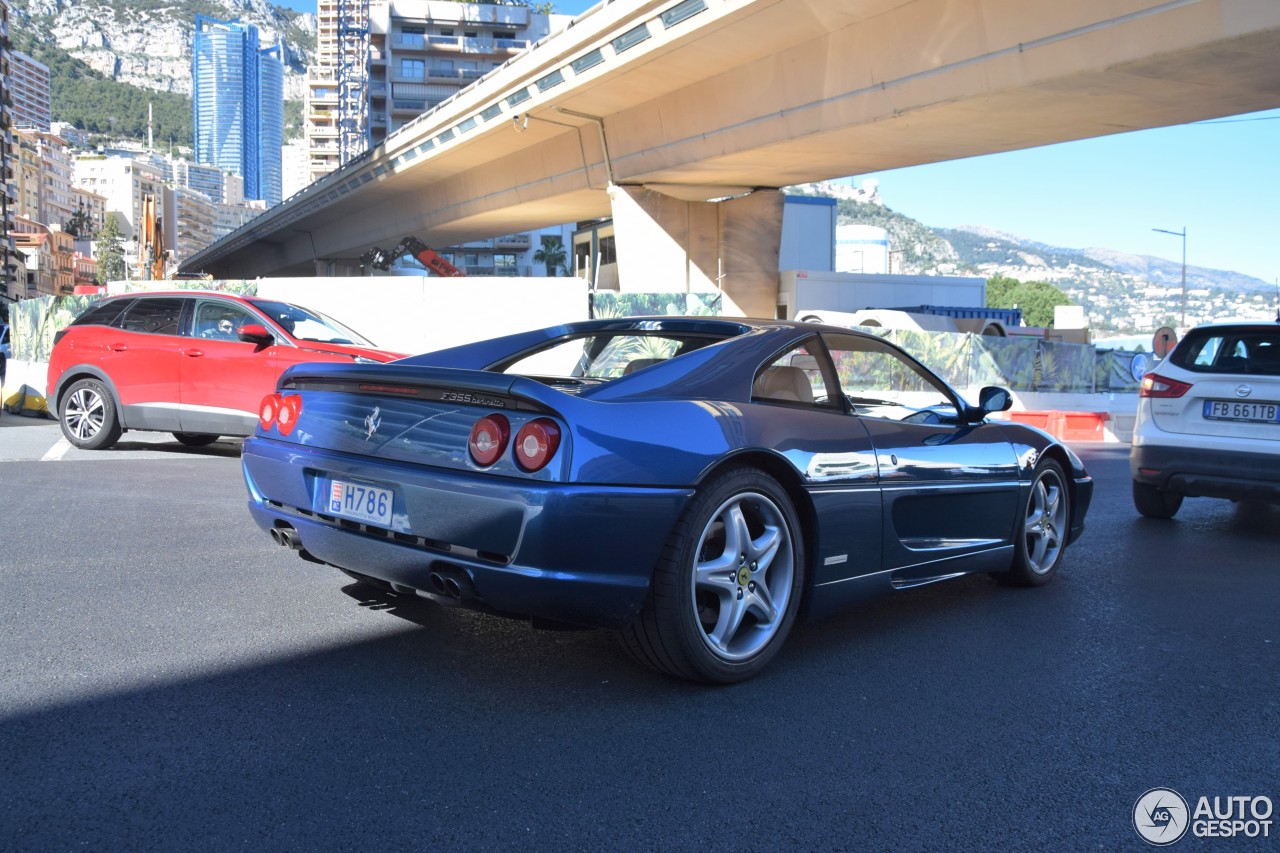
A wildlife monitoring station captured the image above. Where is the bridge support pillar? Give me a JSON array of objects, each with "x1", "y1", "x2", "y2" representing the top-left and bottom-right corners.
[{"x1": 608, "y1": 185, "x2": 783, "y2": 319}]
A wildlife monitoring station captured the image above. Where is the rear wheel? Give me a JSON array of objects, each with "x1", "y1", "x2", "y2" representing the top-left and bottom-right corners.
[
  {"x1": 1133, "y1": 480, "x2": 1183, "y2": 519},
  {"x1": 173, "y1": 432, "x2": 220, "y2": 447},
  {"x1": 621, "y1": 468, "x2": 805, "y2": 683},
  {"x1": 1002, "y1": 459, "x2": 1070, "y2": 587},
  {"x1": 60, "y1": 378, "x2": 122, "y2": 450}
]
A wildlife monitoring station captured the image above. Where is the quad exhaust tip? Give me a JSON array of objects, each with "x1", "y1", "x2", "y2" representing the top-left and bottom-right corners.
[{"x1": 269, "y1": 525, "x2": 475, "y2": 602}]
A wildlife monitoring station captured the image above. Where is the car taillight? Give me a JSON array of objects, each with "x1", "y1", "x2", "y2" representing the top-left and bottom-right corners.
[
  {"x1": 277, "y1": 394, "x2": 302, "y2": 435},
  {"x1": 1139, "y1": 372, "x2": 1192, "y2": 398},
  {"x1": 514, "y1": 418, "x2": 561, "y2": 472},
  {"x1": 468, "y1": 414, "x2": 510, "y2": 467},
  {"x1": 259, "y1": 393, "x2": 280, "y2": 431},
  {"x1": 258, "y1": 393, "x2": 302, "y2": 434}
]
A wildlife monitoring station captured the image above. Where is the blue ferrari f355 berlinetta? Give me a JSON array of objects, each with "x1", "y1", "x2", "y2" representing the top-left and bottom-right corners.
[{"x1": 242, "y1": 317, "x2": 1092, "y2": 682}]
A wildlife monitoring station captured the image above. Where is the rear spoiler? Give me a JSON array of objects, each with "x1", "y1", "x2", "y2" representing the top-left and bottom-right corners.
[{"x1": 278, "y1": 362, "x2": 574, "y2": 415}]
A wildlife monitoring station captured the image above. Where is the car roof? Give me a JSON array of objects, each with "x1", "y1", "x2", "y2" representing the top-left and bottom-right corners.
[
  {"x1": 1181, "y1": 318, "x2": 1280, "y2": 331},
  {"x1": 101, "y1": 290, "x2": 249, "y2": 300}
]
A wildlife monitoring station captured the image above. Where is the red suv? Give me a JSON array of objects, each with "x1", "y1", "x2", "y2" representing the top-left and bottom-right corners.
[{"x1": 47, "y1": 291, "x2": 405, "y2": 450}]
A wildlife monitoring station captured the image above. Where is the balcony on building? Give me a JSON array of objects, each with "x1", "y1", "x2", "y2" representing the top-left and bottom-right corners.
[
  {"x1": 494, "y1": 233, "x2": 531, "y2": 250},
  {"x1": 391, "y1": 99, "x2": 427, "y2": 116}
]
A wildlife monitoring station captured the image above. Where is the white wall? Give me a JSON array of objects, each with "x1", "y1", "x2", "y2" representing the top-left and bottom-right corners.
[
  {"x1": 779, "y1": 198, "x2": 835, "y2": 272},
  {"x1": 255, "y1": 275, "x2": 589, "y2": 354},
  {"x1": 778, "y1": 271, "x2": 986, "y2": 319}
]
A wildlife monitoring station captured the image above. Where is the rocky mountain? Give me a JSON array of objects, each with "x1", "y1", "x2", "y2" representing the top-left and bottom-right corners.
[
  {"x1": 10, "y1": 0, "x2": 315, "y2": 100},
  {"x1": 791, "y1": 182, "x2": 1278, "y2": 334}
]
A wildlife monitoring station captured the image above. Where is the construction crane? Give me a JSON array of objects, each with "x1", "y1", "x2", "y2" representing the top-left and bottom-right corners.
[
  {"x1": 359, "y1": 237, "x2": 464, "y2": 277},
  {"x1": 138, "y1": 194, "x2": 169, "y2": 281},
  {"x1": 337, "y1": 0, "x2": 371, "y2": 166}
]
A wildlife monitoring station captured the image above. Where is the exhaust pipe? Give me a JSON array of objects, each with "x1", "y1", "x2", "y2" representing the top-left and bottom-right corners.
[
  {"x1": 270, "y1": 526, "x2": 303, "y2": 551},
  {"x1": 427, "y1": 567, "x2": 475, "y2": 600}
]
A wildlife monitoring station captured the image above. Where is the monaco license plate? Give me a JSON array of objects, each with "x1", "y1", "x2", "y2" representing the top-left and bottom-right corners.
[
  {"x1": 326, "y1": 478, "x2": 394, "y2": 527},
  {"x1": 1203, "y1": 400, "x2": 1280, "y2": 423}
]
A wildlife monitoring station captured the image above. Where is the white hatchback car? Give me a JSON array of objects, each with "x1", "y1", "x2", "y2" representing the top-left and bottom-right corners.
[{"x1": 1130, "y1": 320, "x2": 1280, "y2": 518}]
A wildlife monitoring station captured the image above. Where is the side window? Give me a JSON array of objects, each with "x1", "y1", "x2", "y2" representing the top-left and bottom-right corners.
[
  {"x1": 73, "y1": 298, "x2": 134, "y2": 328},
  {"x1": 117, "y1": 298, "x2": 184, "y2": 336},
  {"x1": 822, "y1": 333, "x2": 958, "y2": 422},
  {"x1": 752, "y1": 340, "x2": 838, "y2": 409},
  {"x1": 193, "y1": 301, "x2": 258, "y2": 341}
]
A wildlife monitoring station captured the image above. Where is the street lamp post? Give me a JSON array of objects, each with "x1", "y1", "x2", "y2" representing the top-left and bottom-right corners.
[{"x1": 1153, "y1": 226, "x2": 1187, "y2": 329}]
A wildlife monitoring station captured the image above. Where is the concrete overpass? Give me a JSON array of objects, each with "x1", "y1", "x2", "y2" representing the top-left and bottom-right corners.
[{"x1": 181, "y1": 0, "x2": 1280, "y2": 316}]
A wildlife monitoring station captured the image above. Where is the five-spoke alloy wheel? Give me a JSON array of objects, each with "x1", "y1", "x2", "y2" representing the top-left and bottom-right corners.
[
  {"x1": 1004, "y1": 458, "x2": 1070, "y2": 586},
  {"x1": 622, "y1": 468, "x2": 805, "y2": 683}
]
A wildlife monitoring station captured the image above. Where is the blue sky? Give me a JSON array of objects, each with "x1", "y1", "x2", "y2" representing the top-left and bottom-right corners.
[
  {"x1": 848, "y1": 109, "x2": 1280, "y2": 286},
  {"x1": 275, "y1": 0, "x2": 1278, "y2": 285}
]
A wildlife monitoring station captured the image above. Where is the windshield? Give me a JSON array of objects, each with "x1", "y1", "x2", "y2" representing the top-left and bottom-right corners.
[
  {"x1": 498, "y1": 332, "x2": 721, "y2": 384},
  {"x1": 248, "y1": 299, "x2": 376, "y2": 347}
]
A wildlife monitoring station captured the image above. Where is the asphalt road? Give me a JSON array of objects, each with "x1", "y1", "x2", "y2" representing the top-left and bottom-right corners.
[{"x1": 1, "y1": 417, "x2": 1277, "y2": 851}]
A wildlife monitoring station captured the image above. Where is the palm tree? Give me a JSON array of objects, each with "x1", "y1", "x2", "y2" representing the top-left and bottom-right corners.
[{"x1": 533, "y1": 236, "x2": 567, "y2": 277}]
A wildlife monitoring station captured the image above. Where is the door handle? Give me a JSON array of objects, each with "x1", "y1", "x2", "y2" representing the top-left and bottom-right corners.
[
  {"x1": 184, "y1": 349, "x2": 205, "y2": 358},
  {"x1": 108, "y1": 344, "x2": 128, "y2": 352}
]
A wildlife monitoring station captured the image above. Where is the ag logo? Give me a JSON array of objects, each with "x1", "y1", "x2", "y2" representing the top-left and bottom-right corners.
[{"x1": 1134, "y1": 788, "x2": 1190, "y2": 846}]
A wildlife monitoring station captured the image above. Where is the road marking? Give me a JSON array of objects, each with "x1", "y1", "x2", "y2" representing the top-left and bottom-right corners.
[{"x1": 41, "y1": 439, "x2": 73, "y2": 462}]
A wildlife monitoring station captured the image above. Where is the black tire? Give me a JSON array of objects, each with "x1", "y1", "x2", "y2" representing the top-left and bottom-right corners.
[
  {"x1": 59, "y1": 378, "x2": 123, "y2": 450},
  {"x1": 1002, "y1": 458, "x2": 1070, "y2": 587},
  {"x1": 173, "y1": 432, "x2": 220, "y2": 447},
  {"x1": 621, "y1": 468, "x2": 806, "y2": 683},
  {"x1": 1132, "y1": 480, "x2": 1183, "y2": 519}
]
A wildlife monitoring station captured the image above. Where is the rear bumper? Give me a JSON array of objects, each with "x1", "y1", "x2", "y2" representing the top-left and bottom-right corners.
[
  {"x1": 1130, "y1": 444, "x2": 1280, "y2": 503},
  {"x1": 242, "y1": 436, "x2": 693, "y2": 628}
]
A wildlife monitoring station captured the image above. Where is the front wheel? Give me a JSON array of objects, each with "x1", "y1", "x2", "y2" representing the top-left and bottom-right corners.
[
  {"x1": 60, "y1": 378, "x2": 122, "y2": 450},
  {"x1": 621, "y1": 468, "x2": 806, "y2": 683},
  {"x1": 1132, "y1": 480, "x2": 1183, "y2": 519},
  {"x1": 1002, "y1": 458, "x2": 1070, "y2": 587}
]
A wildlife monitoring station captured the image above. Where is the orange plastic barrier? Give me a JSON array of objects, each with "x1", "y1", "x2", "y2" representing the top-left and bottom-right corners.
[{"x1": 1000, "y1": 410, "x2": 1110, "y2": 442}]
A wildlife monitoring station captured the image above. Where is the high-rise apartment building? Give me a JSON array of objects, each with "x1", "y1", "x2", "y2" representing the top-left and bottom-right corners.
[
  {"x1": 9, "y1": 51, "x2": 52, "y2": 132},
  {"x1": 369, "y1": 1, "x2": 565, "y2": 147},
  {"x1": 73, "y1": 155, "x2": 167, "y2": 243},
  {"x1": 304, "y1": 1, "x2": 566, "y2": 185},
  {"x1": 304, "y1": 0, "x2": 371, "y2": 184},
  {"x1": 165, "y1": 185, "x2": 217, "y2": 264},
  {"x1": 1, "y1": 0, "x2": 18, "y2": 303},
  {"x1": 192, "y1": 15, "x2": 284, "y2": 206}
]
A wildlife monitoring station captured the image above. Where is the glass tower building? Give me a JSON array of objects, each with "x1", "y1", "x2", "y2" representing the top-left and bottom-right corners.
[{"x1": 192, "y1": 15, "x2": 283, "y2": 206}]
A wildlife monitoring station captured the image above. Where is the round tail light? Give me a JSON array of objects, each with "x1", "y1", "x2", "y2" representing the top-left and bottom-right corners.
[
  {"x1": 468, "y1": 414, "x2": 510, "y2": 466},
  {"x1": 258, "y1": 393, "x2": 281, "y2": 431},
  {"x1": 277, "y1": 394, "x2": 302, "y2": 435},
  {"x1": 514, "y1": 418, "x2": 561, "y2": 472}
]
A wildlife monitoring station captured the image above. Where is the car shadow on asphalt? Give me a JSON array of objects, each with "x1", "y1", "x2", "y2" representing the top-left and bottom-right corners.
[{"x1": 103, "y1": 438, "x2": 245, "y2": 458}]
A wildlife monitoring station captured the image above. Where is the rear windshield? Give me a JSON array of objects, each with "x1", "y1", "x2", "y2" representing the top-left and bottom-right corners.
[
  {"x1": 1171, "y1": 327, "x2": 1280, "y2": 375},
  {"x1": 496, "y1": 332, "x2": 724, "y2": 386}
]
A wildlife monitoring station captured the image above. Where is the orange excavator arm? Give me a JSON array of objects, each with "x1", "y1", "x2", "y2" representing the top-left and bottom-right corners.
[{"x1": 359, "y1": 236, "x2": 463, "y2": 276}]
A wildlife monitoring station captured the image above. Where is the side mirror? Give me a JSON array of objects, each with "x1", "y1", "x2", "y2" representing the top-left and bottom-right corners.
[
  {"x1": 978, "y1": 386, "x2": 1013, "y2": 414},
  {"x1": 237, "y1": 323, "x2": 274, "y2": 346}
]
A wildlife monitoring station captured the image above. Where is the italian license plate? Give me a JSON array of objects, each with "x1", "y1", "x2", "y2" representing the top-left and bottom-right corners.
[
  {"x1": 326, "y1": 478, "x2": 394, "y2": 526},
  {"x1": 1203, "y1": 400, "x2": 1280, "y2": 423}
]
